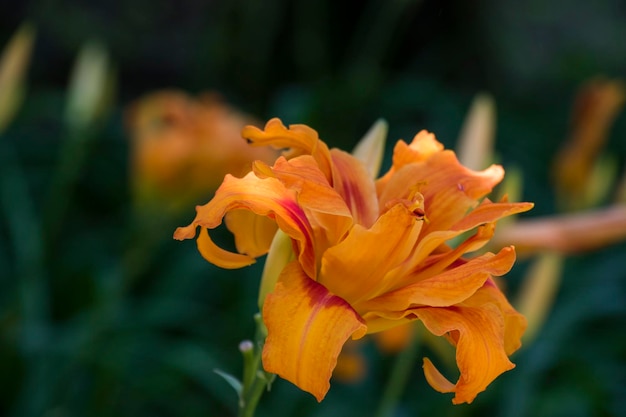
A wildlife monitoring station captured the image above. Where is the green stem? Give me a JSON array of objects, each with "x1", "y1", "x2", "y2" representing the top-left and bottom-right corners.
[
  {"x1": 238, "y1": 314, "x2": 275, "y2": 417},
  {"x1": 375, "y1": 326, "x2": 421, "y2": 417},
  {"x1": 44, "y1": 127, "x2": 94, "y2": 244}
]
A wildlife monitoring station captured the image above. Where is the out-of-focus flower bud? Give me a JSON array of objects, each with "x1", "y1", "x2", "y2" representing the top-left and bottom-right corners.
[
  {"x1": 65, "y1": 41, "x2": 113, "y2": 131},
  {"x1": 0, "y1": 23, "x2": 35, "y2": 133},
  {"x1": 351, "y1": 118, "x2": 387, "y2": 179},
  {"x1": 552, "y1": 78, "x2": 625, "y2": 210},
  {"x1": 456, "y1": 93, "x2": 496, "y2": 171}
]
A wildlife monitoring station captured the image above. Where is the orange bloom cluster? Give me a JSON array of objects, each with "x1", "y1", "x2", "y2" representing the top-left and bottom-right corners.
[{"x1": 175, "y1": 118, "x2": 533, "y2": 404}]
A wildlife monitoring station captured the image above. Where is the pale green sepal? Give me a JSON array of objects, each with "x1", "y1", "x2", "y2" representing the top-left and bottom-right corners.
[
  {"x1": 65, "y1": 40, "x2": 112, "y2": 131},
  {"x1": 456, "y1": 93, "x2": 496, "y2": 170},
  {"x1": 495, "y1": 164, "x2": 524, "y2": 230},
  {"x1": 352, "y1": 118, "x2": 387, "y2": 179},
  {"x1": 257, "y1": 230, "x2": 294, "y2": 311}
]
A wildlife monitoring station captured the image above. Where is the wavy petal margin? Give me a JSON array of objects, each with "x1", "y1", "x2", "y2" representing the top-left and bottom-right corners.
[
  {"x1": 243, "y1": 118, "x2": 334, "y2": 181},
  {"x1": 174, "y1": 171, "x2": 318, "y2": 275},
  {"x1": 416, "y1": 302, "x2": 515, "y2": 404}
]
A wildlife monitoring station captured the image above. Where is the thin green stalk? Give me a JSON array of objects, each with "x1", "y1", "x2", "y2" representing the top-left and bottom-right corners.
[
  {"x1": 375, "y1": 326, "x2": 421, "y2": 417},
  {"x1": 43, "y1": 127, "x2": 94, "y2": 243},
  {"x1": 0, "y1": 142, "x2": 52, "y2": 416},
  {"x1": 238, "y1": 314, "x2": 275, "y2": 417}
]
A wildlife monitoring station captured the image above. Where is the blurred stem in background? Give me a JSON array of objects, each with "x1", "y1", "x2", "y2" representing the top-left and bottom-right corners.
[
  {"x1": 345, "y1": 0, "x2": 420, "y2": 73},
  {"x1": 552, "y1": 78, "x2": 625, "y2": 211},
  {"x1": 0, "y1": 22, "x2": 52, "y2": 416},
  {"x1": 1, "y1": 30, "x2": 116, "y2": 415},
  {"x1": 43, "y1": 40, "x2": 113, "y2": 244},
  {"x1": 374, "y1": 326, "x2": 421, "y2": 417}
]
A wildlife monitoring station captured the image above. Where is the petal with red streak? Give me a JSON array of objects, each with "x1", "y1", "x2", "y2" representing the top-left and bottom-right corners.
[
  {"x1": 175, "y1": 172, "x2": 317, "y2": 276},
  {"x1": 262, "y1": 262, "x2": 367, "y2": 402},
  {"x1": 330, "y1": 148, "x2": 379, "y2": 228},
  {"x1": 258, "y1": 155, "x2": 355, "y2": 249}
]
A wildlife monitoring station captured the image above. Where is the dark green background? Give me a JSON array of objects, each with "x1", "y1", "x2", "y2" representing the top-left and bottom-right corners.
[{"x1": 1, "y1": 1, "x2": 625, "y2": 416}]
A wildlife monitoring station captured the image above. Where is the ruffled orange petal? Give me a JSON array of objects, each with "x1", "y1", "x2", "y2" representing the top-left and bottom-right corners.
[
  {"x1": 174, "y1": 171, "x2": 317, "y2": 276},
  {"x1": 262, "y1": 262, "x2": 367, "y2": 402},
  {"x1": 255, "y1": 155, "x2": 354, "y2": 251},
  {"x1": 360, "y1": 246, "x2": 516, "y2": 312},
  {"x1": 255, "y1": 156, "x2": 352, "y2": 219},
  {"x1": 402, "y1": 199, "x2": 532, "y2": 271},
  {"x1": 387, "y1": 131, "x2": 444, "y2": 171},
  {"x1": 242, "y1": 117, "x2": 333, "y2": 181},
  {"x1": 378, "y1": 152, "x2": 505, "y2": 234},
  {"x1": 375, "y1": 130, "x2": 443, "y2": 191},
  {"x1": 318, "y1": 203, "x2": 423, "y2": 306},
  {"x1": 408, "y1": 222, "x2": 498, "y2": 280},
  {"x1": 466, "y1": 278, "x2": 527, "y2": 355},
  {"x1": 451, "y1": 198, "x2": 534, "y2": 232},
  {"x1": 414, "y1": 303, "x2": 515, "y2": 404}
]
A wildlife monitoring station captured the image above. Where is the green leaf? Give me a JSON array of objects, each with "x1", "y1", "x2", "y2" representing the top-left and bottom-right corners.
[{"x1": 214, "y1": 368, "x2": 243, "y2": 397}]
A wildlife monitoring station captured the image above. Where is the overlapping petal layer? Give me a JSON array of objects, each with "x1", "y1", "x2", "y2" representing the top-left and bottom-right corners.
[
  {"x1": 418, "y1": 300, "x2": 513, "y2": 405},
  {"x1": 175, "y1": 118, "x2": 533, "y2": 404},
  {"x1": 262, "y1": 262, "x2": 367, "y2": 401}
]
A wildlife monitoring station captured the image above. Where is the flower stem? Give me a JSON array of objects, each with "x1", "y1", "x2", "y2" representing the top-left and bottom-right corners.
[
  {"x1": 238, "y1": 314, "x2": 275, "y2": 417},
  {"x1": 374, "y1": 326, "x2": 421, "y2": 417}
]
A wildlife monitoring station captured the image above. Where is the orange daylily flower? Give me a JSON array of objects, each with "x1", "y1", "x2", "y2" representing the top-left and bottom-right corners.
[
  {"x1": 126, "y1": 90, "x2": 278, "y2": 212},
  {"x1": 175, "y1": 118, "x2": 533, "y2": 404}
]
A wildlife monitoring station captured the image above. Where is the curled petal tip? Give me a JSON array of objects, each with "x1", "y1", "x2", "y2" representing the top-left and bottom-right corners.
[
  {"x1": 197, "y1": 227, "x2": 256, "y2": 269},
  {"x1": 423, "y1": 357, "x2": 456, "y2": 394},
  {"x1": 173, "y1": 224, "x2": 197, "y2": 240}
]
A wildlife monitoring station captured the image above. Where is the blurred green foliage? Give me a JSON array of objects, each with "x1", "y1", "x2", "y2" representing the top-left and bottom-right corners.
[{"x1": 1, "y1": 1, "x2": 626, "y2": 416}]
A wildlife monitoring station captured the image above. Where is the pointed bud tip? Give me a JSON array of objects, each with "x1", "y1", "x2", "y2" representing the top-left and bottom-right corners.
[
  {"x1": 352, "y1": 118, "x2": 388, "y2": 179},
  {"x1": 239, "y1": 340, "x2": 254, "y2": 353}
]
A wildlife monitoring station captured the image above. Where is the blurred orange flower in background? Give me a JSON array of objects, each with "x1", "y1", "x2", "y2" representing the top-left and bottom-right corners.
[
  {"x1": 175, "y1": 118, "x2": 533, "y2": 404},
  {"x1": 552, "y1": 78, "x2": 625, "y2": 210},
  {"x1": 126, "y1": 90, "x2": 279, "y2": 213}
]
